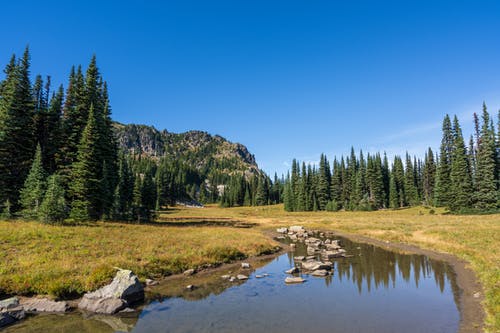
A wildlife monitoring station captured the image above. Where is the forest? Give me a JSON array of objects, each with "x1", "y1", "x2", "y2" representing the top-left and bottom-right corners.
[
  {"x1": 0, "y1": 48, "x2": 498, "y2": 225},
  {"x1": 283, "y1": 109, "x2": 500, "y2": 213}
]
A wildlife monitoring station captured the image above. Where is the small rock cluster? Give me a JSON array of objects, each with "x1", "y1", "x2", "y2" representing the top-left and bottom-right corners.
[
  {"x1": 220, "y1": 262, "x2": 257, "y2": 282},
  {"x1": 278, "y1": 226, "x2": 349, "y2": 284},
  {"x1": 0, "y1": 296, "x2": 69, "y2": 328}
]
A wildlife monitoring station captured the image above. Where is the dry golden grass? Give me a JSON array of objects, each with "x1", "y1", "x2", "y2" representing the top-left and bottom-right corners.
[{"x1": 0, "y1": 219, "x2": 277, "y2": 298}]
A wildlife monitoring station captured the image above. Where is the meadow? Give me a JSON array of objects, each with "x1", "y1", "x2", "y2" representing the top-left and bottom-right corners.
[{"x1": 0, "y1": 205, "x2": 498, "y2": 331}]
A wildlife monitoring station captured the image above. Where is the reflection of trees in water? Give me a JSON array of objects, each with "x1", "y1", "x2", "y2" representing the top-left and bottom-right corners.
[{"x1": 335, "y1": 238, "x2": 458, "y2": 297}]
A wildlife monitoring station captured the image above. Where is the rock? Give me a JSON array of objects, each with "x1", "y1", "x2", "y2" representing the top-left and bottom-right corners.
[
  {"x1": 294, "y1": 256, "x2": 305, "y2": 261},
  {"x1": 145, "y1": 279, "x2": 159, "y2": 286},
  {"x1": 229, "y1": 277, "x2": 236, "y2": 282},
  {"x1": 285, "y1": 267, "x2": 299, "y2": 274},
  {"x1": 237, "y1": 274, "x2": 248, "y2": 280},
  {"x1": 311, "y1": 269, "x2": 329, "y2": 277},
  {"x1": 324, "y1": 239, "x2": 331, "y2": 244},
  {"x1": 326, "y1": 243, "x2": 341, "y2": 251},
  {"x1": 78, "y1": 269, "x2": 144, "y2": 314},
  {"x1": 78, "y1": 297, "x2": 126, "y2": 314},
  {"x1": 21, "y1": 298, "x2": 70, "y2": 313},
  {"x1": 289, "y1": 234, "x2": 298, "y2": 241},
  {"x1": 221, "y1": 275, "x2": 231, "y2": 279},
  {"x1": 119, "y1": 307, "x2": 135, "y2": 313},
  {"x1": 186, "y1": 285, "x2": 196, "y2": 290},
  {"x1": 263, "y1": 273, "x2": 270, "y2": 277},
  {"x1": 290, "y1": 243, "x2": 296, "y2": 249},
  {"x1": 183, "y1": 269, "x2": 196, "y2": 276},
  {"x1": 276, "y1": 227, "x2": 288, "y2": 234},
  {"x1": 285, "y1": 277, "x2": 305, "y2": 284},
  {"x1": 307, "y1": 246, "x2": 318, "y2": 255},
  {"x1": 301, "y1": 261, "x2": 332, "y2": 271},
  {"x1": 473, "y1": 292, "x2": 481, "y2": 298},
  {"x1": 0, "y1": 297, "x2": 19, "y2": 310},
  {"x1": 255, "y1": 275, "x2": 264, "y2": 278},
  {"x1": 289, "y1": 226, "x2": 305, "y2": 233},
  {"x1": 322, "y1": 250, "x2": 345, "y2": 260},
  {"x1": 0, "y1": 313, "x2": 16, "y2": 328},
  {"x1": 241, "y1": 263, "x2": 251, "y2": 269}
]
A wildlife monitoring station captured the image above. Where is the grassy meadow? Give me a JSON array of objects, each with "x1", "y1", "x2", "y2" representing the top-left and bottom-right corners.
[{"x1": 0, "y1": 204, "x2": 498, "y2": 330}]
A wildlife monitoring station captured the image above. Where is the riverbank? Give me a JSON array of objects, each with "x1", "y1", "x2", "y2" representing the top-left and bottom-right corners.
[{"x1": 1, "y1": 205, "x2": 498, "y2": 331}]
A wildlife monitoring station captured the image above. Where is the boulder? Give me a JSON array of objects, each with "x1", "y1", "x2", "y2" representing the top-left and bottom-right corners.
[
  {"x1": 276, "y1": 227, "x2": 288, "y2": 234},
  {"x1": 78, "y1": 297, "x2": 126, "y2": 314},
  {"x1": 0, "y1": 313, "x2": 16, "y2": 328},
  {"x1": 186, "y1": 285, "x2": 196, "y2": 290},
  {"x1": 311, "y1": 269, "x2": 329, "y2": 277},
  {"x1": 78, "y1": 269, "x2": 144, "y2": 314},
  {"x1": 183, "y1": 269, "x2": 196, "y2": 276},
  {"x1": 221, "y1": 275, "x2": 231, "y2": 279},
  {"x1": 285, "y1": 277, "x2": 305, "y2": 284},
  {"x1": 289, "y1": 226, "x2": 305, "y2": 233},
  {"x1": 294, "y1": 256, "x2": 305, "y2": 261},
  {"x1": 322, "y1": 250, "x2": 345, "y2": 260},
  {"x1": 255, "y1": 275, "x2": 264, "y2": 278},
  {"x1": 301, "y1": 261, "x2": 331, "y2": 271},
  {"x1": 285, "y1": 267, "x2": 299, "y2": 274},
  {"x1": 21, "y1": 298, "x2": 70, "y2": 313},
  {"x1": 241, "y1": 263, "x2": 251, "y2": 269},
  {"x1": 0, "y1": 297, "x2": 19, "y2": 310},
  {"x1": 236, "y1": 274, "x2": 248, "y2": 280},
  {"x1": 145, "y1": 279, "x2": 159, "y2": 286}
]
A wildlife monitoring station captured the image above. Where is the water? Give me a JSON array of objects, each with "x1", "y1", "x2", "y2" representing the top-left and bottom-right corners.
[{"x1": 5, "y1": 236, "x2": 460, "y2": 333}]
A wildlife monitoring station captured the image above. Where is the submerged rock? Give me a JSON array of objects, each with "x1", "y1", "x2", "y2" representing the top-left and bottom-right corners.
[
  {"x1": 21, "y1": 298, "x2": 70, "y2": 313},
  {"x1": 78, "y1": 269, "x2": 144, "y2": 314},
  {"x1": 285, "y1": 277, "x2": 306, "y2": 284}
]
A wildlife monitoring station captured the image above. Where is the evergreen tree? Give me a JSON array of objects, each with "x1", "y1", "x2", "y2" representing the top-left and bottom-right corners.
[
  {"x1": 69, "y1": 104, "x2": 102, "y2": 220},
  {"x1": 475, "y1": 103, "x2": 497, "y2": 209},
  {"x1": 422, "y1": 147, "x2": 436, "y2": 205},
  {"x1": 0, "y1": 48, "x2": 36, "y2": 210},
  {"x1": 317, "y1": 154, "x2": 331, "y2": 210},
  {"x1": 434, "y1": 115, "x2": 453, "y2": 207},
  {"x1": 449, "y1": 115, "x2": 473, "y2": 211},
  {"x1": 39, "y1": 174, "x2": 67, "y2": 223},
  {"x1": 19, "y1": 144, "x2": 47, "y2": 218},
  {"x1": 404, "y1": 153, "x2": 419, "y2": 206}
]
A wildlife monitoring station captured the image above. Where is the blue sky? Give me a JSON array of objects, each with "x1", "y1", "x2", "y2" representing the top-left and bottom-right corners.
[{"x1": 2, "y1": 1, "x2": 500, "y2": 175}]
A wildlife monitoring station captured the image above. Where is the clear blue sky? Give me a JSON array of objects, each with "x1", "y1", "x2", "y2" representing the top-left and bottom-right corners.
[{"x1": 2, "y1": 1, "x2": 500, "y2": 175}]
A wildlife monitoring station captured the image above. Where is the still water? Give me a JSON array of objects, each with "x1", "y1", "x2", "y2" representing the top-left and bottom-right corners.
[{"x1": 6, "y1": 236, "x2": 460, "y2": 333}]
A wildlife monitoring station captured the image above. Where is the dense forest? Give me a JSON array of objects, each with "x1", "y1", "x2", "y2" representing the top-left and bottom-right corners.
[
  {"x1": 0, "y1": 49, "x2": 277, "y2": 223},
  {"x1": 283, "y1": 108, "x2": 500, "y2": 213}
]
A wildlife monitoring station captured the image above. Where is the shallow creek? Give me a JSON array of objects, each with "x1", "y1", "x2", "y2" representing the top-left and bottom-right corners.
[{"x1": 5, "y1": 234, "x2": 460, "y2": 332}]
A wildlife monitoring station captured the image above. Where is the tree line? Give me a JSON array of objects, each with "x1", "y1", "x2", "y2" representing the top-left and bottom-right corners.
[{"x1": 284, "y1": 106, "x2": 500, "y2": 213}]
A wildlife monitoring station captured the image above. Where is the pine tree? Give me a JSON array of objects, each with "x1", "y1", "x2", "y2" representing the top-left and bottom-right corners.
[
  {"x1": 404, "y1": 153, "x2": 418, "y2": 206},
  {"x1": 317, "y1": 154, "x2": 331, "y2": 210},
  {"x1": 19, "y1": 144, "x2": 47, "y2": 218},
  {"x1": 39, "y1": 174, "x2": 67, "y2": 223},
  {"x1": 44, "y1": 85, "x2": 63, "y2": 173},
  {"x1": 449, "y1": 115, "x2": 473, "y2": 211},
  {"x1": 422, "y1": 147, "x2": 436, "y2": 205},
  {"x1": 69, "y1": 104, "x2": 102, "y2": 220},
  {"x1": 0, "y1": 48, "x2": 36, "y2": 210},
  {"x1": 475, "y1": 103, "x2": 497, "y2": 210},
  {"x1": 389, "y1": 172, "x2": 398, "y2": 209},
  {"x1": 434, "y1": 115, "x2": 453, "y2": 207}
]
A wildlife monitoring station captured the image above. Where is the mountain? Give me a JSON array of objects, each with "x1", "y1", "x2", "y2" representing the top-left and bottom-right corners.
[{"x1": 113, "y1": 123, "x2": 260, "y2": 177}]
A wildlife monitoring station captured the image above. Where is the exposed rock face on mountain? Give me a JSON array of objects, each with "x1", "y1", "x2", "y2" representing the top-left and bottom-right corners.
[{"x1": 113, "y1": 123, "x2": 259, "y2": 176}]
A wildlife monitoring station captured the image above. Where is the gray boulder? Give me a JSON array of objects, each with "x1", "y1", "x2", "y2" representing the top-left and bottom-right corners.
[
  {"x1": 78, "y1": 269, "x2": 144, "y2": 314},
  {"x1": 0, "y1": 297, "x2": 19, "y2": 310},
  {"x1": 183, "y1": 269, "x2": 195, "y2": 276},
  {"x1": 0, "y1": 306, "x2": 25, "y2": 328},
  {"x1": 311, "y1": 269, "x2": 329, "y2": 277},
  {"x1": 285, "y1": 267, "x2": 299, "y2": 274},
  {"x1": 301, "y1": 261, "x2": 331, "y2": 271},
  {"x1": 289, "y1": 226, "x2": 305, "y2": 233},
  {"x1": 276, "y1": 227, "x2": 288, "y2": 234},
  {"x1": 236, "y1": 274, "x2": 248, "y2": 280},
  {"x1": 78, "y1": 297, "x2": 126, "y2": 314},
  {"x1": 21, "y1": 298, "x2": 70, "y2": 313}
]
